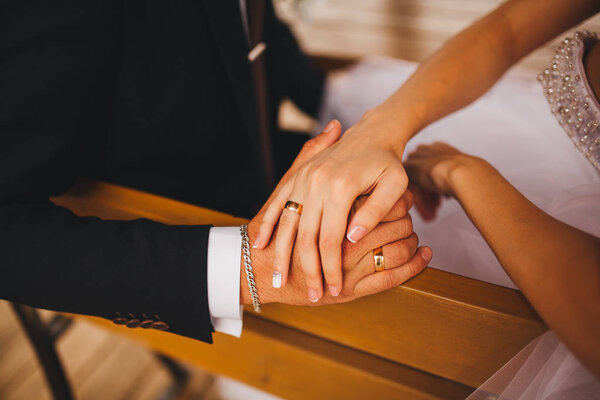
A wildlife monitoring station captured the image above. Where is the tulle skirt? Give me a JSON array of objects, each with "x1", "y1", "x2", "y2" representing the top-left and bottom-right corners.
[{"x1": 319, "y1": 57, "x2": 600, "y2": 399}]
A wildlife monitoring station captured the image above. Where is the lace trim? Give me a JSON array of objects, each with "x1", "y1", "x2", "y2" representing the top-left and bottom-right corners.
[{"x1": 539, "y1": 31, "x2": 600, "y2": 172}]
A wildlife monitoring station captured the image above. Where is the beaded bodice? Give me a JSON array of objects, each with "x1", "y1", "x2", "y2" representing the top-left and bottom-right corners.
[{"x1": 539, "y1": 31, "x2": 600, "y2": 172}]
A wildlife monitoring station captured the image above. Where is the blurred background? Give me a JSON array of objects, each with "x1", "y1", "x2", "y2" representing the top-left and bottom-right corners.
[
  {"x1": 1, "y1": 1, "x2": 599, "y2": 399},
  {"x1": 276, "y1": 0, "x2": 600, "y2": 132},
  {"x1": 276, "y1": 0, "x2": 600, "y2": 70}
]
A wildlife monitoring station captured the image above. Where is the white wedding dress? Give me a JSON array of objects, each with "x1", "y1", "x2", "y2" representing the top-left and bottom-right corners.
[{"x1": 319, "y1": 51, "x2": 600, "y2": 398}]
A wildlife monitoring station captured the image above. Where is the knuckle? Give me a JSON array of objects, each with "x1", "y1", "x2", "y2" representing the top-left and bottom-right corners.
[
  {"x1": 404, "y1": 188, "x2": 414, "y2": 206},
  {"x1": 319, "y1": 233, "x2": 338, "y2": 250},
  {"x1": 259, "y1": 215, "x2": 273, "y2": 227},
  {"x1": 262, "y1": 207, "x2": 279, "y2": 222},
  {"x1": 278, "y1": 213, "x2": 297, "y2": 229},
  {"x1": 389, "y1": 216, "x2": 412, "y2": 238},
  {"x1": 310, "y1": 164, "x2": 330, "y2": 181},
  {"x1": 263, "y1": 204, "x2": 282, "y2": 219},
  {"x1": 323, "y1": 268, "x2": 341, "y2": 283},
  {"x1": 301, "y1": 139, "x2": 319, "y2": 154},
  {"x1": 390, "y1": 161, "x2": 407, "y2": 179},
  {"x1": 403, "y1": 214, "x2": 414, "y2": 235},
  {"x1": 331, "y1": 174, "x2": 351, "y2": 192},
  {"x1": 410, "y1": 232, "x2": 419, "y2": 247},
  {"x1": 363, "y1": 203, "x2": 388, "y2": 222},
  {"x1": 297, "y1": 230, "x2": 315, "y2": 247},
  {"x1": 397, "y1": 242, "x2": 411, "y2": 263},
  {"x1": 305, "y1": 274, "x2": 322, "y2": 288},
  {"x1": 390, "y1": 199, "x2": 408, "y2": 219},
  {"x1": 395, "y1": 199, "x2": 408, "y2": 215},
  {"x1": 402, "y1": 192, "x2": 413, "y2": 212},
  {"x1": 407, "y1": 259, "x2": 425, "y2": 278},
  {"x1": 294, "y1": 165, "x2": 310, "y2": 184},
  {"x1": 383, "y1": 272, "x2": 397, "y2": 290},
  {"x1": 388, "y1": 242, "x2": 409, "y2": 266},
  {"x1": 301, "y1": 261, "x2": 321, "y2": 278},
  {"x1": 272, "y1": 251, "x2": 288, "y2": 268}
]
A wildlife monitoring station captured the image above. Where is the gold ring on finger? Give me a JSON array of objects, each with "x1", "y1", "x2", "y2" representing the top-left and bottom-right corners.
[
  {"x1": 373, "y1": 246, "x2": 385, "y2": 272},
  {"x1": 284, "y1": 200, "x2": 303, "y2": 215}
]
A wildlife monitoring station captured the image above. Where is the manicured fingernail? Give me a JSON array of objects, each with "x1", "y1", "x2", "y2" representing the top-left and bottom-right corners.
[
  {"x1": 272, "y1": 272, "x2": 282, "y2": 288},
  {"x1": 328, "y1": 285, "x2": 340, "y2": 297},
  {"x1": 346, "y1": 225, "x2": 366, "y2": 243},
  {"x1": 323, "y1": 120, "x2": 336, "y2": 133},
  {"x1": 420, "y1": 247, "x2": 432, "y2": 262},
  {"x1": 308, "y1": 288, "x2": 320, "y2": 302},
  {"x1": 252, "y1": 237, "x2": 261, "y2": 249}
]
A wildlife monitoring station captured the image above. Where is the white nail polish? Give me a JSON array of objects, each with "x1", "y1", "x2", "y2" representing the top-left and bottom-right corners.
[
  {"x1": 308, "y1": 288, "x2": 320, "y2": 302},
  {"x1": 328, "y1": 285, "x2": 340, "y2": 297},
  {"x1": 272, "y1": 272, "x2": 282, "y2": 288},
  {"x1": 347, "y1": 225, "x2": 366, "y2": 243}
]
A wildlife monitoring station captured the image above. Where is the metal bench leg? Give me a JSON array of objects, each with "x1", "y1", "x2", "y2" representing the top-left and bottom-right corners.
[
  {"x1": 12, "y1": 303, "x2": 191, "y2": 400},
  {"x1": 10, "y1": 303, "x2": 74, "y2": 400},
  {"x1": 152, "y1": 352, "x2": 191, "y2": 400}
]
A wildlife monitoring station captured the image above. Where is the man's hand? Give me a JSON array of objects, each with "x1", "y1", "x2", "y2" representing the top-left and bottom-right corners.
[{"x1": 240, "y1": 123, "x2": 431, "y2": 307}]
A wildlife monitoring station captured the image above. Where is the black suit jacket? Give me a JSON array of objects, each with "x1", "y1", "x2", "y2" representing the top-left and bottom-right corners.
[{"x1": 0, "y1": 0, "x2": 324, "y2": 343}]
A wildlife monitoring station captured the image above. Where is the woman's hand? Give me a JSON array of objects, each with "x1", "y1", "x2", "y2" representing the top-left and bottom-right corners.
[
  {"x1": 404, "y1": 142, "x2": 478, "y2": 220},
  {"x1": 254, "y1": 110, "x2": 415, "y2": 302},
  {"x1": 243, "y1": 123, "x2": 430, "y2": 307}
]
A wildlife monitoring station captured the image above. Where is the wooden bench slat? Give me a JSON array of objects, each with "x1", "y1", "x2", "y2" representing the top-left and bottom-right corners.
[
  {"x1": 74, "y1": 314, "x2": 474, "y2": 400},
  {"x1": 51, "y1": 180, "x2": 546, "y2": 389}
]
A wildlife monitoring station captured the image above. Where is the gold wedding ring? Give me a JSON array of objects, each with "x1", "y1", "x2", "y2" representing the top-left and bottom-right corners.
[
  {"x1": 373, "y1": 247, "x2": 385, "y2": 272},
  {"x1": 284, "y1": 201, "x2": 303, "y2": 215}
]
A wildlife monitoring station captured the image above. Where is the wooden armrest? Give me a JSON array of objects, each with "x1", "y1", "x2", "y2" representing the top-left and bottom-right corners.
[{"x1": 52, "y1": 179, "x2": 546, "y2": 399}]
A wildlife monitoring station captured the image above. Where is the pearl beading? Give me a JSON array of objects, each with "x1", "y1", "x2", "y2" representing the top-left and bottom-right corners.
[{"x1": 539, "y1": 31, "x2": 600, "y2": 172}]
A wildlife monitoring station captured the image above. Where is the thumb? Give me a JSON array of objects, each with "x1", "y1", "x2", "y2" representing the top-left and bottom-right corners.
[
  {"x1": 313, "y1": 119, "x2": 342, "y2": 148},
  {"x1": 292, "y1": 120, "x2": 342, "y2": 167}
]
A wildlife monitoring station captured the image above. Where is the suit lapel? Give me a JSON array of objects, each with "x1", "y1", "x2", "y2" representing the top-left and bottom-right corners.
[{"x1": 202, "y1": 1, "x2": 260, "y2": 151}]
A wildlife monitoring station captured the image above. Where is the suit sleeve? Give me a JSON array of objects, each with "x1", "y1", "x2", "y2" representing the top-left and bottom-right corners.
[
  {"x1": 1, "y1": 201, "x2": 214, "y2": 342},
  {"x1": 0, "y1": 0, "x2": 214, "y2": 342},
  {"x1": 263, "y1": 1, "x2": 326, "y2": 118}
]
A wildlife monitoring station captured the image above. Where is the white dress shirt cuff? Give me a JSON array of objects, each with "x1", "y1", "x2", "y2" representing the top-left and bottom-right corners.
[{"x1": 207, "y1": 226, "x2": 244, "y2": 337}]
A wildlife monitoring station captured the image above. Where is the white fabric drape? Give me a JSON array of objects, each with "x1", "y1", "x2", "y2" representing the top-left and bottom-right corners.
[{"x1": 319, "y1": 57, "x2": 600, "y2": 399}]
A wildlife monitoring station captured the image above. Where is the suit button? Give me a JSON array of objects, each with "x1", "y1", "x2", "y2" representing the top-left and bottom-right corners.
[
  {"x1": 113, "y1": 317, "x2": 128, "y2": 325},
  {"x1": 152, "y1": 321, "x2": 170, "y2": 331},
  {"x1": 126, "y1": 319, "x2": 141, "y2": 328},
  {"x1": 140, "y1": 319, "x2": 154, "y2": 329}
]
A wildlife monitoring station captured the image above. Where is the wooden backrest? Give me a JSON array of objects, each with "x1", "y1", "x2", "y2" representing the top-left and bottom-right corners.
[{"x1": 51, "y1": 180, "x2": 546, "y2": 399}]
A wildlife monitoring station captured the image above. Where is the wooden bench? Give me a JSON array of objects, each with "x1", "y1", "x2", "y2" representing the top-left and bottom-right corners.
[{"x1": 51, "y1": 179, "x2": 546, "y2": 399}]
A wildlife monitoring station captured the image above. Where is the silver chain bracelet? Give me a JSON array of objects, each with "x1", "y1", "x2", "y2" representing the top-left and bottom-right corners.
[{"x1": 240, "y1": 225, "x2": 262, "y2": 313}]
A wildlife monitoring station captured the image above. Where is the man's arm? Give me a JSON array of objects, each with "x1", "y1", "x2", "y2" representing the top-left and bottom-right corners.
[
  {"x1": 0, "y1": 0, "x2": 217, "y2": 341},
  {"x1": 1, "y1": 200, "x2": 215, "y2": 341}
]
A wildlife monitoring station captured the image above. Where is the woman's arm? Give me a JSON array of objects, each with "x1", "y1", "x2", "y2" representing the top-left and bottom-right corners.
[
  {"x1": 405, "y1": 143, "x2": 600, "y2": 378},
  {"x1": 378, "y1": 0, "x2": 600, "y2": 148}
]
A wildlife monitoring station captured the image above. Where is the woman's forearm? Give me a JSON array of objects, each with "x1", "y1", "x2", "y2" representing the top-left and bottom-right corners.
[
  {"x1": 447, "y1": 157, "x2": 600, "y2": 377},
  {"x1": 374, "y1": 0, "x2": 600, "y2": 150}
]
